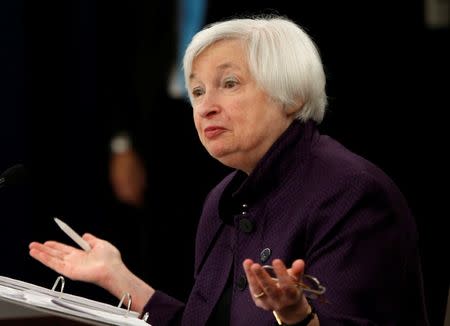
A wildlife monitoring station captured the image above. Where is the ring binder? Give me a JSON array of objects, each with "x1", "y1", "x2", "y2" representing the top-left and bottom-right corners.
[
  {"x1": 118, "y1": 292, "x2": 132, "y2": 316},
  {"x1": 1, "y1": 274, "x2": 149, "y2": 325},
  {"x1": 51, "y1": 275, "x2": 65, "y2": 298},
  {"x1": 142, "y1": 312, "x2": 150, "y2": 322}
]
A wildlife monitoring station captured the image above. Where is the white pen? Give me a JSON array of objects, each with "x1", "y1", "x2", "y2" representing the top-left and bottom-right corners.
[{"x1": 54, "y1": 217, "x2": 91, "y2": 251}]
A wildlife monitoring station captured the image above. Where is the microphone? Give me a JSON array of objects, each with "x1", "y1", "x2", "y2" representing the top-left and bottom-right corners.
[{"x1": 0, "y1": 164, "x2": 26, "y2": 189}]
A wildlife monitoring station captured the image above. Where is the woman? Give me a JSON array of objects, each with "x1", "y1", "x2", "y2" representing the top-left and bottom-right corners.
[{"x1": 29, "y1": 16, "x2": 429, "y2": 325}]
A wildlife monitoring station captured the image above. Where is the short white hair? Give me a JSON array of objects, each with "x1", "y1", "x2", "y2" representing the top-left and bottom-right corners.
[{"x1": 183, "y1": 16, "x2": 327, "y2": 123}]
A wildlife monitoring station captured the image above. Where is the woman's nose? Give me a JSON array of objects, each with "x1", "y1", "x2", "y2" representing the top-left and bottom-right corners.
[{"x1": 195, "y1": 91, "x2": 220, "y2": 118}]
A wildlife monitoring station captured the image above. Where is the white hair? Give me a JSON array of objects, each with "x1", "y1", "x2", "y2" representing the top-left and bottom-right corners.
[{"x1": 183, "y1": 16, "x2": 327, "y2": 123}]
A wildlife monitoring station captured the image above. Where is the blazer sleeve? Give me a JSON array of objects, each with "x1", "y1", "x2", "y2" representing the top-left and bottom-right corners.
[
  {"x1": 142, "y1": 290, "x2": 185, "y2": 326},
  {"x1": 304, "y1": 171, "x2": 428, "y2": 325}
]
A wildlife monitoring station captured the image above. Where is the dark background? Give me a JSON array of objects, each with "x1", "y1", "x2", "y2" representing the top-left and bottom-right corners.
[{"x1": 1, "y1": 1, "x2": 448, "y2": 325}]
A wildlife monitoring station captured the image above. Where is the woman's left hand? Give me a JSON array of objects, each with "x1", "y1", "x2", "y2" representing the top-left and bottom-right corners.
[{"x1": 243, "y1": 258, "x2": 312, "y2": 325}]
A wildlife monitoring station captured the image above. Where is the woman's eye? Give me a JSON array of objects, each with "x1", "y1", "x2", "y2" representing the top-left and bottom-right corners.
[
  {"x1": 192, "y1": 87, "x2": 204, "y2": 97},
  {"x1": 223, "y1": 78, "x2": 238, "y2": 89}
]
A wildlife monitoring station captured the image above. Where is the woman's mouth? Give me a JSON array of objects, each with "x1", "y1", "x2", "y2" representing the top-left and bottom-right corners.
[{"x1": 204, "y1": 126, "x2": 226, "y2": 139}]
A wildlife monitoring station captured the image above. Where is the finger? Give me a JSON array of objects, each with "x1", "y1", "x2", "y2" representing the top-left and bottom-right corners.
[
  {"x1": 83, "y1": 233, "x2": 103, "y2": 249},
  {"x1": 272, "y1": 259, "x2": 301, "y2": 301},
  {"x1": 272, "y1": 259, "x2": 305, "y2": 281},
  {"x1": 44, "y1": 241, "x2": 79, "y2": 255},
  {"x1": 252, "y1": 263, "x2": 280, "y2": 301},
  {"x1": 272, "y1": 259, "x2": 289, "y2": 281},
  {"x1": 29, "y1": 242, "x2": 66, "y2": 259},
  {"x1": 44, "y1": 244, "x2": 70, "y2": 260},
  {"x1": 273, "y1": 259, "x2": 304, "y2": 283},
  {"x1": 29, "y1": 246, "x2": 67, "y2": 274},
  {"x1": 288, "y1": 259, "x2": 305, "y2": 281},
  {"x1": 29, "y1": 241, "x2": 43, "y2": 249},
  {"x1": 243, "y1": 259, "x2": 264, "y2": 296},
  {"x1": 82, "y1": 233, "x2": 97, "y2": 242}
]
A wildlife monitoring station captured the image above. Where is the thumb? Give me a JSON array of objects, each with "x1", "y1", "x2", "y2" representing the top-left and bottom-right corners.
[
  {"x1": 82, "y1": 233, "x2": 99, "y2": 246},
  {"x1": 288, "y1": 259, "x2": 305, "y2": 282}
]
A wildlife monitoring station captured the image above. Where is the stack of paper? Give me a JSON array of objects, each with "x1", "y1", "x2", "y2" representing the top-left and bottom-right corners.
[{"x1": 0, "y1": 275, "x2": 150, "y2": 325}]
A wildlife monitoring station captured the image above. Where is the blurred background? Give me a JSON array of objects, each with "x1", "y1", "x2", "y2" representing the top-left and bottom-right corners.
[{"x1": 1, "y1": 0, "x2": 448, "y2": 325}]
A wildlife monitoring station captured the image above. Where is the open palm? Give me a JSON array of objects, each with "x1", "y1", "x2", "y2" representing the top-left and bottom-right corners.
[{"x1": 29, "y1": 233, "x2": 123, "y2": 288}]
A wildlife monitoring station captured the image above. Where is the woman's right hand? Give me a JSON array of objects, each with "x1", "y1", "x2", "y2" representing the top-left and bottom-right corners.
[
  {"x1": 29, "y1": 233, "x2": 123, "y2": 290},
  {"x1": 29, "y1": 233, "x2": 155, "y2": 312}
]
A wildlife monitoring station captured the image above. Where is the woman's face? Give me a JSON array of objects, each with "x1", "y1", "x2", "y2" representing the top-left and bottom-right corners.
[{"x1": 189, "y1": 39, "x2": 296, "y2": 174}]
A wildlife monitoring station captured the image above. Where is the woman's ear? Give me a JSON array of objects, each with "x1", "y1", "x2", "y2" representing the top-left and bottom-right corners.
[{"x1": 283, "y1": 99, "x2": 304, "y2": 117}]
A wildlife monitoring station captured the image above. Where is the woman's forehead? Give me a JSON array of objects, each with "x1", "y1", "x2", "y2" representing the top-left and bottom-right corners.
[{"x1": 191, "y1": 39, "x2": 248, "y2": 74}]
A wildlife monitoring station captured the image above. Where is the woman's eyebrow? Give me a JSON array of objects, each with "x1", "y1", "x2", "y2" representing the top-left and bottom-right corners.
[{"x1": 190, "y1": 62, "x2": 242, "y2": 80}]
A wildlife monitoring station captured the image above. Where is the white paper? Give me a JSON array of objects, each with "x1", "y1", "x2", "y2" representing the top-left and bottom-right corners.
[{"x1": 0, "y1": 275, "x2": 150, "y2": 325}]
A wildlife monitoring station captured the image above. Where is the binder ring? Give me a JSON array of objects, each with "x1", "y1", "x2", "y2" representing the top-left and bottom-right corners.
[
  {"x1": 51, "y1": 276, "x2": 65, "y2": 298},
  {"x1": 142, "y1": 312, "x2": 150, "y2": 322},
  {"x1": 118, "y1": 292, "x2": 132, "y2": 316}
]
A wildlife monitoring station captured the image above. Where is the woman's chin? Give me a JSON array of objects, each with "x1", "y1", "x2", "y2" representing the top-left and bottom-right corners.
[
  {"x1": 208, "y1": 149, "x2": 235, "y2": 167},
  {"x1": 206, "y1": 146, "x2": 227, "y2": 159}
]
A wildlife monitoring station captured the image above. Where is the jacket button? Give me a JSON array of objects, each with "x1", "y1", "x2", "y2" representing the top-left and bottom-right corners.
[
  {"x1": 236, "y1": 275, "x2": 247, "y2": 291},
  {"x1": 239, "y1": 218, "x2": 253, "y2": 233},
  {"x1": 241, "y1": 203, "x2": 248, "y2": 215},
  {"x1": 260, "y1": 248, "x2": 272, "y2": 263}
]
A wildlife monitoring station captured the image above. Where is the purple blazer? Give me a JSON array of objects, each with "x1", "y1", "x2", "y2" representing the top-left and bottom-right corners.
[{"x1": 143, "y1": 121, "x2": 429, "y2": 325}]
